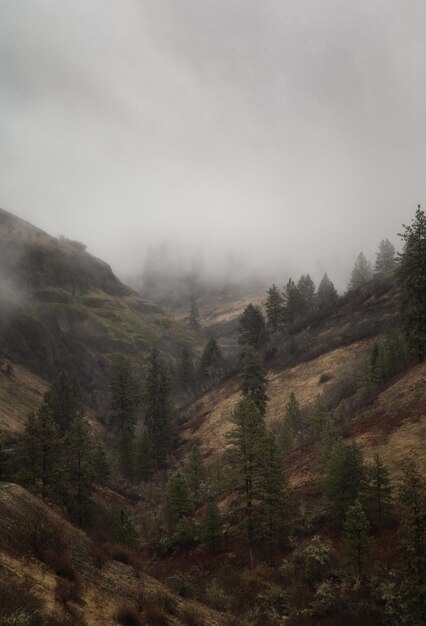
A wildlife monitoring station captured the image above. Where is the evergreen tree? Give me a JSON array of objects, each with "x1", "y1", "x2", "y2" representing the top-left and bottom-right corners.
[
  {"x1": 65, "y1": 414, "x2": 95, "y2": 525},
  {"x1": 201, "y1": 495, "x2": 223, "y2": 553},
  {"x1": 258, "y1": 432, "x2": 289, "y2": 553},
  {"x1": 317, "y1": 273, "x2": 339, "y2": 312},
  {"x1": 165, "y1": 470, "x2": 193, "y2": 528},
  {"x1": 297, "y1": 274, "x2": 316, "y2": 317},
  {"x1": 19, "y1": 406, "x2": 61, "y2": 502},
  {"x1": 241, "y1": 346, "x2": 268, "y2": 416},
  {"x1": 199, "y1": 337, "x2": 225, "y2": 384},
  {"x1": 93, "y1": 443, "x2": 110, "y2": 485},
  {"x1": 375, "y1": 238, "x2": 396, "y2": 273},
  {"x1": 347, "y1": 252, "x2": 373, "y2": 291},
  {"x1": 145, "y1": 348, "x2": 172, "y2": 468},
  {"x1": 112, "y1": 510, "x2": 139, "y2": 548},
  {"x1": 322, "y1": 440, "x2": 364, "y2": 523},
  {"x1": 238, "y1": 303, "x2": 267, "y2": 349},
  {"x1": 364, "y1": 454, "x2": 392, "y2": 527},
  {"x1": 178, "y1": 346, "x2": 195, "y2": 393},
  {"x1": 265, "y1": 284, "x2": 285, "y2": 332},
  {"x1": 343, "y1": 498, "x2": 371, "y2": 576},
  {"x1": 186, "y1": 444, "x2": 205, "y2": 505},
  {"x1": 135, "y1": 430, "x2": 155, "y2": 481},
  {"x1": 228, "y1": 398, "x2": 266, "y2": 569},
  {"x1": 396, "y1": 206, "x2": 426, "y2": 361},
  {"x1": 282, "y1": 278, "x2": 304, "y2": 326},
  {"x1": 188, "y1": 294, "x2": 200, "y2": 330},
  {"x1": 109, "y1": 354, "x2": 141, "y2": 479},
  {"x1": 43, "y1": 370, "x2": 83, "y2": 436},
  {"x1": 398, "y1": 461, "x2": 426, "y2": 625},
  {"x1": 284, "y1": 392, "x2": 302, "y2": 432}
]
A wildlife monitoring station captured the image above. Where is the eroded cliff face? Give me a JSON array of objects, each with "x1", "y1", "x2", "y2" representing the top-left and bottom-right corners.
[{"x1": 0, "y1": 208, "x2": 197, "y2": 420}]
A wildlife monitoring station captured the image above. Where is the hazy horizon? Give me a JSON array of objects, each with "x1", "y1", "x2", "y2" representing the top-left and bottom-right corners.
[{"x1": 1, "y1": 1, "x2": 425, "y2": 288}]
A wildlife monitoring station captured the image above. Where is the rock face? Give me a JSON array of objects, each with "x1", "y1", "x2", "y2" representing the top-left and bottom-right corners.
[{"x1": 0, "y1": 208, "x2": 196, "y2": 414}]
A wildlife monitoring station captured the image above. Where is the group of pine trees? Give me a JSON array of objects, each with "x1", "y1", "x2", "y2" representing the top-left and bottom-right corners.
[
  {"x1": 228, "y1": 345, "x2": 289, "y2": 568},
  {"x1": 12, "y1": 372, "x2": 109, "y2": 525},
  {"x1": 109, "y1": 348, "x2": 172, "y2": 482},
  {"x1": 174, "y1": 336, "x2": 227, "y2": 396}
]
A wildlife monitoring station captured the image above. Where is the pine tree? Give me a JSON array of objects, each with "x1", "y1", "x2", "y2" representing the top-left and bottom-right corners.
[
  {"x1": 145, "y1": 348, "x2": 172, "y2": 468},
  {"x1": 178, "y1": 346, "x2": 195, "y2": 393},
  {"x1": 258, "y1": 432, "x2": 289, "y2": 554},
  {"x1": 282, "y1": 278, "x2": 304, "y2": 327},
  {"x1": 135, "y1": 430, "x2": 155, "y2": 481},
  {"x1": 398, "y1": 461, "x2": 426, "y2": 625},
  {"x1": 265, "y1": 284, "x2": 285, "y2": 332},
  {"x1": 19, "y1": 405, "x2": 61, "y2": 502},
  {"x1": 238, "y1": 304, "x2": 267, "y2": 348},
  {"x1": 364, "y1": 454, "x2": 392, "y2": 527},
  {"x1": 93, "y1": 443, "x2": 110, "y2": 484},
  {"x1": 347, "y1": 252, "x2": 373, "y2": 291},
  {"x1": 241, "y1": 346, "x2": 268, "y2": 416},
  {"x1": 284, "y1": 392, "x2": 302, "y2": 432},
  {"x1": 43, "y1": 370, "x2": 83, "y2": 436},
  {"x1": 201, "y1": 495, "x2": 223, "y2": 553},
  {"x1": 322, "y1": 441, "x2": 364, "y2": 523},
  {"x1": 109, "y1": 354, "x2": 141, "y2": 479},
  {"x1": 112, "y1": 510, "x2": 139, "y2": 548},
  {"x1": 317, "y1": 273, "x2": 339, "y2": 312},
  {"x1": 297, "y1": 274, "x2": 316, "y2": 317},
  {"x1": 65, "y1": 414, "x2": 95, "y2": 525},
  {"x1": 343, "y1": 498, "x2": 371, "y2": 576},
  {"x1": 228, "y1": 398, "x2": 266, "y2": 569},
  {"x1": 165, "y1": 470, "x2": 193, "y2": 528},
  {"x1": 375, "y1": 238, "x2": 396, "y2": 273},
  {"x1": 199, "y1": 337, "x2": 225, "y2": 384},
  {"x1": 396, "y1": 206, "x2": 426, "y2": 361},
  {"x1": 186, "y1": 444, "x2": 205, "y2": 505}
]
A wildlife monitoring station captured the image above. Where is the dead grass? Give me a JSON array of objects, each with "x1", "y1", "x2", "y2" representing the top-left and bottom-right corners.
[
  {"x1": 179, "y1": 340, "x2": 373, "y2": 458},
  {"x1": 0, "y1": 360, "x2": 47, "y2": 434}
]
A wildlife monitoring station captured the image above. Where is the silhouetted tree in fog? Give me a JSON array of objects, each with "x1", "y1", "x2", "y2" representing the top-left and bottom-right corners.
[
  {"x1": 317, "y1": 273, "x2": 338, "y2": 312},
  {"x1": 347, "y1": 252, "x2": 373, "y2": 291},
  {"x1": 375, "y1": 238, "x2": 396, "y2": 273}
]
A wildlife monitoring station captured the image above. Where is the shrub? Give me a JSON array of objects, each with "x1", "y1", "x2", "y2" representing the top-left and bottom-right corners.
[
  {"x1": 319, "y1": 373, "x2": 332, "y2": 384},
  {"x1": 253, "y1": 584, "x2": 289, "y2": 625},
  {"x1": 300, "y1": 536, "x2": 334, "y2": 585},
  {"x1": 205, "y1": 579, "x2": 233, "y2": 611},
  {"x1": 308, "y1": 580, "x2": 338, "y2": 617},
  {"x1": 116, "y1": 605, "x2": 141, "y2": 626},
  {"x1": 169, "y1": 572, "x2": 197, "y2": 599}
]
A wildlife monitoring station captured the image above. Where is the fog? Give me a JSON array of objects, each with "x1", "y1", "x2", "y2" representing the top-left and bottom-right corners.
[{"x1": 1, "y1": 1, "x2": 425, "y2": 289}]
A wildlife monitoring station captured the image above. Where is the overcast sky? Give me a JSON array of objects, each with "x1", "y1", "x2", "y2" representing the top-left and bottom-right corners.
[{"x1": 1, "y1": 1, "x2": 425, "y2": 287}]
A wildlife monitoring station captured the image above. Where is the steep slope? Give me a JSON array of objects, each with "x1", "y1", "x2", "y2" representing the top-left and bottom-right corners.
[
  {"x1": 0, "y1": 208, "x2": 197, "y2": 433},
  {"x1": 178, "y1": 273, "x2": 401, "y2": 459},
  {"x1": 0, "y1": 483, "x2": 229, "y2": 625}
]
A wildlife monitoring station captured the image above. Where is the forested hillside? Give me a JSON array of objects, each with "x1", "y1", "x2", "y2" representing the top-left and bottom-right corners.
[{"x1": 0, "y1": 207, "x2": 424, "y2": 626}]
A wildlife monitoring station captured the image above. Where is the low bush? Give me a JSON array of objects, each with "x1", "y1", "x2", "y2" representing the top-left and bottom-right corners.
[{"x1": 116, "y1": 605, "x2": 141, "y2": 626}]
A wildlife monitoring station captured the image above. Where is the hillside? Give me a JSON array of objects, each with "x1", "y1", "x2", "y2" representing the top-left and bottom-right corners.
[
  {"x1": 0, "y1": 483, "x2": 229, "y2": 626},
  {"x1": 0, "y1": 208, "x2": 197, "y2": 433}
]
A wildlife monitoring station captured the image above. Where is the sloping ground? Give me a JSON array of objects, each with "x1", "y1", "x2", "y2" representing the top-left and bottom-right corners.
[
  {"x1": 0, "y1": 208, "x2": 198, "y2": 415},
  {"x1": 178, "y1": 339, "x2": 373, "y2": 458},
  {"x1": 0, "y1": 357, "x2": 47, "y2": 434},
  {"x1": 0, "y1": 483, "x2": 229, "y2": 626},
  {"x1": 285, "y1": 362, "x2": 426, "y2": 492}
]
